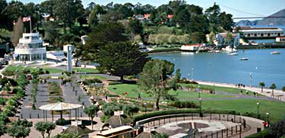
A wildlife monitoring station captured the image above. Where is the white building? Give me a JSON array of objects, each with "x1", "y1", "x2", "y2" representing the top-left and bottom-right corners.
[
  {"x1": 276, "y1": 37, "x2": 285, "y2": 43},
  {"x1": 14, "y1": 33, "x2": 46, "y2": 61},
  {"x1": 236, "y1": 27, "x2": 284, "y2": 38}
]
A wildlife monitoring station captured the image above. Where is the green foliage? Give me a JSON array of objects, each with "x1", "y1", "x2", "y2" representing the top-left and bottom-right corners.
[
  {"x1": 84, "y1": 105, "x2": 99, "y2": 119},
  {"x1": 82, "y1": 79, "x2": 102, "y2": 85},
  {"x1": 35, "y1": 122, "x2": 56, "y2": 138},
  {"x1": 139, "y1": 59, "x2": 181, "y2": 110},
  {"x1": 56, "y1": 118, "x2": 70, "y2": 126},
  {"x1": 54, "y1": 132, "x2": 80, "y2": 138},
  {"x1": 8, "y1": 119, "x2": 32, "y2": 138},
  {"x1": 0, "y1": 121, "x2": 6, "y2": 136},
  {"x1": 84, "y1": 105, "x2": 99, "y2": 130},
  {"x1": 245, "y1": 129, "x2": 272, "y2": 138},
  {"x1": 169, "y1": 101, "x2": 199, "y2": 108},
  {"x1": 282, "y1": 86, "x2": 285, "y2": 92},
  {"x1": 0, "y1": 98, "x2": 7, "y2": 105},
  {"x1": 269, "y1": 118, "x2": 285, "y2": 137},
  {"x1": 97, "y1": 42, "x2": 148, "y2": 81}
]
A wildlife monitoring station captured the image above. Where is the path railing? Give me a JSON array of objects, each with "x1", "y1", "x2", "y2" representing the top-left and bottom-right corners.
[{"x1": 136, "y1": 113, "x2": 251, "y2": 138}]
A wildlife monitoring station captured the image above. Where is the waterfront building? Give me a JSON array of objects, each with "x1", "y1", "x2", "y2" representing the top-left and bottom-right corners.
[
  {"x1": 236, "y1": 27, "x2": 284, "y2": 38},
  {"x1": 215, "y1": 33, "x2": 240, "y2": 46},
  {"x1": 181, "y1": 44, "x2": 203, "y2": 52},
  {"x1": 14, "y1": 33, "x2": 46, "y2": 61},
  {"x1": 276, "y1": 36, "x2": 285, "y2": 43}
]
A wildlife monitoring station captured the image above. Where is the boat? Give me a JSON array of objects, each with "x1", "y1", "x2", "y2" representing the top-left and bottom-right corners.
[
  {"x1": 214, "y1": 50, "x2": 221, "y2": 53},
  {"x1": 222, "y1": 45, "x2": 237, "y2": 53},
  {"x1": 240, "y1": 58, "x2": 248, "y2": 61},
  {"x1": 228, "y1": 52, "x2": 238, "y2": 56},
  {"x1": 270, "y1": 51, "x2": 280, "y2": 55}
]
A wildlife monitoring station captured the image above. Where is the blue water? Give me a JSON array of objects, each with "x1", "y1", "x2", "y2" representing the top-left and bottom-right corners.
[{"x1": 150, "y1": 49, "x2": 285, "y2": 89}]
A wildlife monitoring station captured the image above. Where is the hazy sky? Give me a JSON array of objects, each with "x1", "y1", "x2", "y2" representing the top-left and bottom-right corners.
[{"x1": 9, "y1": 0, "x2": 285, "y2": 20}]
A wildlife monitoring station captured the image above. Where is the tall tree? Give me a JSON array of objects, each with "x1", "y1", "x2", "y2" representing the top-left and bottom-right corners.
[
  {"x1": 282, "y1": 86, "x2": 285, "y2": 93},
  {"x1": 270, "y1": 83, "x2": 276, "y2": 97},
  {"x1": 84, "y1": 22, "x2": 128, "y2": 61},
  {"x1": 12, "y1": 17, "x2": 24, "y2": 47},
  {"x1": 97, "y1": 42, "x2": 149, "y2": 81},
  {"x1": 259, "y1": 82, "x2": 265, "y2": 93},
  {"x1": 139, "y1": 59, "x2": 181, "y2": 110},
  {"x1": 84, "y1": 105, "x2": 99, "y2": 130}
]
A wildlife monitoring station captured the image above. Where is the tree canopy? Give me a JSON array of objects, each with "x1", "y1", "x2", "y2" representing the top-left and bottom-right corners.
[
  {"x1": 97, "y1": 42, "x2": 149, "y2": 81},
  {"x1": 139, "y1": 59, "x2": 181, "y2": 110}
]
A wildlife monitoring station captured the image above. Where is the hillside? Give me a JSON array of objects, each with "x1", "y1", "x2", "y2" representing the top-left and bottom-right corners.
[
  {"x1": 257, "y1": 9, "x2": 285, "y2": 25},
  {"x1": 235, "y1": 20, "x2": 259, "y2": 26}
]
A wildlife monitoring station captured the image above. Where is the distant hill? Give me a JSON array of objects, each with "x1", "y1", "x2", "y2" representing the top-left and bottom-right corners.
[
  {"x1": 257, "y1": 9, "x2": 285, "y2": 25},
  {"x1": 235, "y1": 20, "x2": 260, "y2": 26}
]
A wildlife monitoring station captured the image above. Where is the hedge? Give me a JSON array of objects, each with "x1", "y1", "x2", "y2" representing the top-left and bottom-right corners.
[
  {"x1": 133, "y1": 109, "x2": 265, "y2": 124},
  {"x1": 245, "y1": 129, "x2": 274, "y2": 138}
]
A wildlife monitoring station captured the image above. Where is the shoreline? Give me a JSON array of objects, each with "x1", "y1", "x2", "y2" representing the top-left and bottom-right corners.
[{"x1": 195, "y1": 80, "x2": 285, "y2": 102}]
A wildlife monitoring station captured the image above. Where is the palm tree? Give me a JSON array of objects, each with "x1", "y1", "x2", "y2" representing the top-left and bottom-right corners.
[
  {"x1": 84, "y1": 105, "x2": 99, "y2": 130},
  {"x1": 270, "y1": 83, "x2": 277, "y2": 97},
  {"x1": 259, "y1": 82, "x2": 265, "y2": 93}
]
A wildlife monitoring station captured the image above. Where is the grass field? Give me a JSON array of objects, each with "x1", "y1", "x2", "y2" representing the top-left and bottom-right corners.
[
  {"x1": 199, "y1": 99, "x2": 284, "y2": 122},
  {"x1": 107, "y1": 83, "x2": 285, "y2": 122},
  {"x1": 180, "y1": 84, "x2": 261, "y2": 96},
  {"x1": 73, "y1": 68, "x2": 100, "y2": 73},
  {"x1": 5, "y1": 65, "x2": 63, "y2": 73}
]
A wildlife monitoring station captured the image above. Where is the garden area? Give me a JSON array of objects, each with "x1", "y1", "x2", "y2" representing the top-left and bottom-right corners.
[
  {"x1": 3, "y1": 65, "x2": 62, "y2": 76},
  {"x1": 107, "y1": 82, "x2": 285, "y2": 123}
]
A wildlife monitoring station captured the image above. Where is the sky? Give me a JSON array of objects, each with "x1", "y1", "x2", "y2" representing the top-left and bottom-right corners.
[{"x1": 9, "y1": 0, "x2": 285, "y2": 20}]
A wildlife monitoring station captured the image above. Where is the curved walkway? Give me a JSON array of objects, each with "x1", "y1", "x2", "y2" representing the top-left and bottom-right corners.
[{"x1": 196, "y1": 80, "x2": 285, "y2": 102}]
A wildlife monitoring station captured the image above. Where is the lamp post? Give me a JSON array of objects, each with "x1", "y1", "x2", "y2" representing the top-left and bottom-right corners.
[
  {"x1": 144, "y1": 102, "x2": 146, "y2": 114},
  {"x1": 256, "y1": 102, "x2": 260, "y2": 119},
  {"x1": 266, "y1": 112, "x2": 269, "y2": 123},
  {"x1": 249, "y1": 73, "x2": 253, "y2": 88},
  {"x1": 199, "y1": 98, "x2": 202, "y2": 117}
]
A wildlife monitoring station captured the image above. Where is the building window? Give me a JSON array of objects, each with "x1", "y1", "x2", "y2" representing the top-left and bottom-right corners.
[
  {"x1": 268, "y1": 33, "x2": 270, "y2": 36},
  {"x1": 261, "y1": 33, "x2": 263, "y2": 36},
  {"x1": 278, "y1": 33, "x2": 281, "y2": 36},
  {"x1": 254, "y1": 33, "x2": 257, "y2": 37}
]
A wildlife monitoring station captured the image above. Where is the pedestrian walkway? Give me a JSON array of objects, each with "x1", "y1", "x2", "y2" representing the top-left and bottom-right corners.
[{"x1": 196, "y1": 80, "x2": 285, "y2": 102}]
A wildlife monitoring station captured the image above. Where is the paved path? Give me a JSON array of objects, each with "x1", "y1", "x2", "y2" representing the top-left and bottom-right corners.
[
  {"x1": 20, "y1": 78, "x2": 91, "y2": 119},
  {"x1": 197, "y1": 80, "x2": 285, "y2": 102}
]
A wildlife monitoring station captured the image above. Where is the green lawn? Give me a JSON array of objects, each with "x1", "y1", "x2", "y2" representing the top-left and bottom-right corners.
[
  {"x1": 180, "y1": 84, "x2": 262, "y2": 96},
  {"x1": 108, "y1": 84, "x2": 236, "y2": 100},
  {"x1": 73, "y1": 68, "x2": 100, "y2": 73},
  {"x1": 198, "y1": 99, "x2": 285, "y2": 122},
  {"x1": 5, "y1": 65, "x2": 63, "y2": 73},
  {"x1": 108, "y1": 83, "x2": 285, "y2": 122}
]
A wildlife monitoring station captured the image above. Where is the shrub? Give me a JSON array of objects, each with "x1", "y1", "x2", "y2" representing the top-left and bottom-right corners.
[
  {"x1": 2, "y1": 70, "x2": 14, "y2": 76},
  {"x1": 245, "y1": 129, "x2": 273, "y2": 138},
  {"x1": 0, "y1": 114, "x2": 9, "y2": 123},
  {"x1": 2, "y1": 109, "x2": 14, "y2": 117},
  {"x1": 82, "y1": 79, "x2": 102, "y2": 85},
  {"x1": 55, "y1": 118, "x2": 70, "y2": 126},
  {"x1": 0, "y1": 98, "x2": 7, "y2": 105},
  {"x1": 169, "y1": 101, "x2": 199, "y2": 108}
]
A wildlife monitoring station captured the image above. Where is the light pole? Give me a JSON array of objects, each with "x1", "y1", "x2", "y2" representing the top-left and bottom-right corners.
[
  {"x1": 191, "y1": 68, "x2": 194, "y2": 81},
  {"x1": 188, "y1": 73, "x2": 190, "y2": 81},
  {"x1": 256, "y1": 102, "x2": 260, "y2": 119},
  {"x1": 199, "y1": 98, "x2": 202, "y2": 117},
  {"x1": 266, "y1": 112, "x2": 269, "y2": 123},
  {"x1": 249, "y1": 73, "x2": 253, "y2": 88},
  {"x1": 144, "y1": 102, "x2": 146, "y2": 114}
]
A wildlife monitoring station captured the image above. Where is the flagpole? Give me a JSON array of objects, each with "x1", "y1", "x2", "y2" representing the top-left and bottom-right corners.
[{"x1": 29, "y1": 16, "x2": 32, "y2": 33}]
